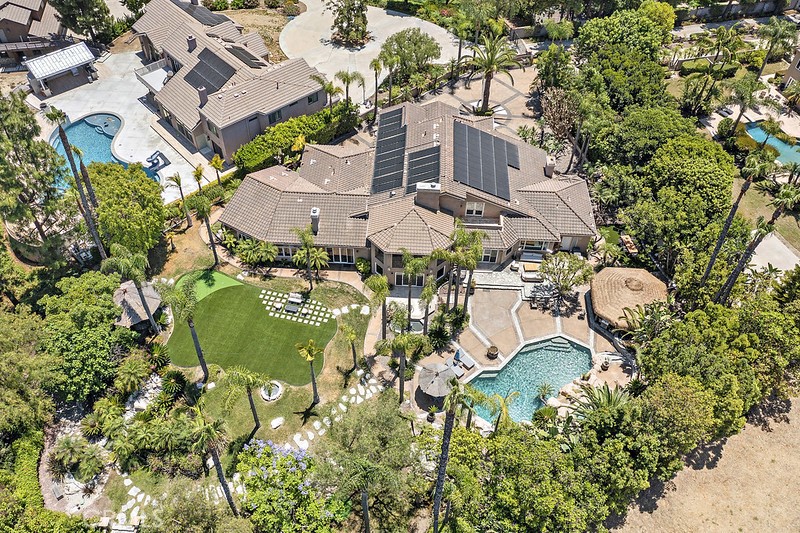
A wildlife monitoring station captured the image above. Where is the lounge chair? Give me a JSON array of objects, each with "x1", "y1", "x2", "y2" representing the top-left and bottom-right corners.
[
  {"x1": 459, "y1": 353, "x2": 476, "y2": 370},
  {"x1": 451, "y1": 364, "x2": 465, "y2": 378},
  {"x1": 529, "y1": 298, "x2": 538, "y2": 310}
]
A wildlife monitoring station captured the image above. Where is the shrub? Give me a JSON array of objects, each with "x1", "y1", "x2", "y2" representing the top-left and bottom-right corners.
[
  {"x1": 230, "y1": 0, "x2": 259, "y2": 7},
  {"x1": 80, "y1": 413, "x2": 102, "y2": 438},
  {"x1": 710, "y1": 61, "x2": 738, "y2": 79},
  {"x1": 146, "y1": 342, "x2": 170, "y2": 370},
  {"x1": 162, "y1": 370, "x2": 187, "y2": 398},
  {"x1": 203, "y1": 184, "x2": 225, "y2": 203},
  {"x1": 265, "y1": 0, "x2": 281, "y2": 6},
  {"x1": 742, "y1": 49, "x2": 767, "y2": 70},
  {"x1": 776, "y1": 131, "x2": 796, "y2": 145},
  {"x1": 283, "y1": 0, "x2": 300, "y2": 15},
  {"x1": 114, "y1": 356, "x2": 150, "y2": 396},
  {"x1": 203, "y1": 0, "x2": 229, "y2": 10},
  {"x1": 717, "y1": 117, "x2": 735, "y2": 139},
  {"x1": 679, "y1": 59, "x2": 709, "y2": 76},
  {"x1": 12, "y1": 431, "x2": 44, "y2": 508},
  {"x1": 355, "y1": 257, "x2": 371, "y2": 278}
]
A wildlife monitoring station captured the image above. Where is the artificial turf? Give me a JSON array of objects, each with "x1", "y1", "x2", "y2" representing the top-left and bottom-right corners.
[
  {"x1": 167, "y1": 283, "x2": 336, "y2": 385},
  {"x1": 176, "y1": 270, "x2": 242, "y2": 300}
]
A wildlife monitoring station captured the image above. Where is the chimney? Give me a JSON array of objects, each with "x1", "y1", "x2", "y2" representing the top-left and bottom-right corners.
[
  {"x1": 310, "y1": 207, "x2": 320, "y2": 235},
  {"x1": 197, "y1": 86, "x2": 208, "y2": 107},
  {"x1": 544, "y1": 156, "x2": 555, "y2": 178},
  {"x1": 414, "y1": 182, "x2": 441, "y2": 210},
  {"x1": 187, "y1": 35, "x2": 197, "y2": 52},
  {"x1": 190, "y1": 0, "x2": 199, "y2": 5}
]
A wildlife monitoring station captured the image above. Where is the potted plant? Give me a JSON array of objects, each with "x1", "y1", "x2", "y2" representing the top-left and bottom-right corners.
[
  {"x1": 469, "y1": 278, "x2": 476, "y2": 294},
  {"x1": 487, "y1": 346, "x2": 499, "y2": 360},
  {"x1": 427, "y1": 406, "x2": 437, "y2": 422}
]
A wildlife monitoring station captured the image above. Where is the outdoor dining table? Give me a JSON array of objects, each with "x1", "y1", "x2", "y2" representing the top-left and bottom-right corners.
[{"x1": 284, "y1": 303, "x2": 300, "y2": 314}]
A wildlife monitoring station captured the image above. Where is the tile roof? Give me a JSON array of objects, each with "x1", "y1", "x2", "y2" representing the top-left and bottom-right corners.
[
  {"x1": 366, "y1": 195, "x2": 454, "y2": 255},
  {"x1": 6, "y1": 0, "x2": 42, "y2": 11},
  {"x1": 0, "y1": 2, "x2": 31, "y2": 25},
  {"x1": 28, "y1": 0, "x2": 63, "y2": 39}
]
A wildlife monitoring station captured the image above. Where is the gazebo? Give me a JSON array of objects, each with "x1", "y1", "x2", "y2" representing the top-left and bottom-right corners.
[
  {"x1": 24, "y1": 42, "x2": 97, "y2": 97},
  {"x1": 113, "y1": 280, "x2": 161, "y2": 330},
  {"x1": 590, "y1": 267, "x2": 668, "y2": 330}
]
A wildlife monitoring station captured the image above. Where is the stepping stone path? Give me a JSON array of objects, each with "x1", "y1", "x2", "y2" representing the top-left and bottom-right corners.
[
  {"x1": 260, "y1": 291, "x2": 333, "y2": 327},
  {"x1": 360, "y1": 305, "x2": 370, "y2": 315}
]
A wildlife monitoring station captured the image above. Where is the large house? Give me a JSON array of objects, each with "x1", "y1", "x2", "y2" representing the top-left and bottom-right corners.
[
  {"x1": 0, "y1": 0, "x2": 66, "y2": 63},
  {"x1": 220, "y1": 101, "x2": 596, "y2": 287},
  {"x1": 132, "y1": 0, "x2": 326, "y2": 160}
]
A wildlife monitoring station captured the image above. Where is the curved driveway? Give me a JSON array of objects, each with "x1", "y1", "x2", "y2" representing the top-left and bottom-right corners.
[{"x1": 280, "y1": 0, "x2": 461, "y2": 105}]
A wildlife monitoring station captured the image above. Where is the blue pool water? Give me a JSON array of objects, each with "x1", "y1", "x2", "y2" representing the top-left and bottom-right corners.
[
  {"x1": 51, "y1": 113, "x2": 158, "y2": 184},
  {"x1": 470, "y1": 336, "x2": 592, "y2": 423},
  {"x1": 745, "y1": 122, "x2": 800, "y2": 165}
]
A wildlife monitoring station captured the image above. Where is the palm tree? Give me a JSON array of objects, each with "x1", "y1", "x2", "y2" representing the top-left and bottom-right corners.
[
  {"x1": 419, "y1": 278, "x2": 436, "y2": 335},
  {"x1": 365, "y1": 274, "x2": 390, "y2": 340},
  {"x1": 307, "y1": 246, "x2": 330, "y2": 278},
  {"x1": 757, "y1": 17, "x2": 798, "y2": 80},
  {"x1": 334, "y1": 70, "x2": 365, "y2": 104},
  {"x1": 460, "y1": 230, "x2": 486, "y2": 312},
  {"x1": 369, "y1": 58, "x2": 382, "y2": 118},
  {"x1": 466, "y1": 34, "x2": 521, "y2": 114},
  {"x1": 191, "y1": 195, "x2": 219, "y2": 266},
  {"x1": 162, "y1": 276, "x2": 209, "y2": 383},
  {"x1": 191, "y1": 405, "x2": 238, "y2": 516},
  {"x1": 783, "y1": 82, "x2": 800, "y2": 113},
  {"x1": 399, "y1": 248, "x2": 428, "y2": 331},
  {"x1": 727, "y1": 73, "x2": 767, "y2": 132},
  {"x1": 342, "y1": 324, "x2": 359, "y2": 370},
  {"x1": 781, "y1": 161, "x2": 800, "y2": 185},
  {"x1": 759, "y1": 117, "x2": 783, "y2": 149},
  {"x1": 311, "y1": 74, "x2": 343, "y2": 111},
  {"x1": 716, "y1": 184, "x2": 800, "y2": 304},
  {"x1": 378, "y1": 52, "x2": 398, "y2": 107},
  {"x1": 192, "y1": 164, "x2": 205, "y2": 190},
  {"x1": 292, "y1": 225, "x2": 317, "y2": 290},
  {"x1": 619, "y1": 301, "x2": 674, "y2": 349},
  {"x1": 102, "y1": 243, "x2": 160, "y2": 333},
  {"x1": 209, "y1": 153, "x2": 224, "y2": 186},
  {"x1": 450, "y1": 17, "x2": 471, "y2": 83},
  {"x1": 432, "y1": 379, "x2": 469, "y2": 533},
  {"x1": 431, "y1": 247, "x2": 455, "y2": 309},
  {"x1": 572, "y1": 383, "x2": 630, "y2": 419},
  {"x1": 490, "y1": 390, "x2": 519, "y2": 434},
  {"x1": 222, "y1": 366, "x2": 273, "y2": 441},
  {"x1": 340, "y1": 457, "x2": 393, "y2": 533},
  {"x1": 71, "y1": 146, "x2": 98, "y2": 208},
  {"x1": 166, "y1": 173, "x2": 192, "y2": 228},
  {"x1": 375, "y1": 333, "x2": 430, "y2": 405},
  {"x1": 691, "y1": 26, "x2": 744, "y2": 115},
  {"x1": 700, "y1": 154, "x2": 775, "y2": 287},
  {"x1": 297, "y1": 339, "x2": 323, "y2": 405},
  {"x1": 463, "y1": 383, "x2": 490, "y2": 429},
  {"x1": 45, "y1": 106, "x2": 106, "y2": 259},
  {"x1": 537, "y1": 382, "x2": 554, "y2": 403}
]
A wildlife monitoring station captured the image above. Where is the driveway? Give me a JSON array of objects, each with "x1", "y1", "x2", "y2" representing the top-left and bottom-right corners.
[
  {"x1": 280, "y1": 0, "x2": 460, "y2": 107},
  {"x1": 26, "y1": 52, "x2": 213, "y2": 203},
  {"x1": 752, "y1": 232, "x2": 800, "y2": 273}
]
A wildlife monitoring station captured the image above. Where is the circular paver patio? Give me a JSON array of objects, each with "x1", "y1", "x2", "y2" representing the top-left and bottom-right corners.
[{"x1": 280, "y1": 0, "x2": 461, "y2": 106}]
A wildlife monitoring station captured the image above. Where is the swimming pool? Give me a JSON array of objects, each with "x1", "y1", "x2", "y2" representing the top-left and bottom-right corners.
[
  {"x1": 745, "y1": 122, "x2": 800, "y2": 165},
  {"x1": 469, "y1": 336, "x2": 592, "y2": 423},
  {"x1": 51, "y1": 113, "x2": 158, "y2": 183}
]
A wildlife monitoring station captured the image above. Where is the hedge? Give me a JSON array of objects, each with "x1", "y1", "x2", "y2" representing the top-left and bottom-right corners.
[
  {"x1": 12, "y1": 430, "x2": 44, "y2": 509},
  {"x1": 232, "y1": 103, "x2": 359, "y2": 173}
]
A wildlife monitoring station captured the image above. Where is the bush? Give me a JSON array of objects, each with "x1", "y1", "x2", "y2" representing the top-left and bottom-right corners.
[
  {"x1": 742, "y1": 49, "x2": 767, "y2": 70},
  {"x1": 717, "y1": 117, "x2": 734, "y2": 139},
  {"x1": 265, "y1": 0, "x2": 281, "y2": 6},
  {"x1": 203, "y1": 184, "x2": 225, "y2": 203},
  {"x1": 710, "y1": 62, "x2": 738, "y2": 79},
  {"x1": 146, "y1": 342, "x2": 170, "y2": 370},
  {"x1": 12, "y1": 431, "x2": 44, "y2": 508},
  {"x1": 679, "y1": 59, "x2": 709, "y2": 76},
  {"x1": 202, "y1": 0, "x2": 229, "y2": 10},
  {"x1": 283, "y1": 0, "x2": 300, "y2": 15},
  {"x1": 355, "y1": 257, "x2": 371, "y2": 278},
  {"x1": 230, "y1": 0, "x2": 259, "y2": 7}
]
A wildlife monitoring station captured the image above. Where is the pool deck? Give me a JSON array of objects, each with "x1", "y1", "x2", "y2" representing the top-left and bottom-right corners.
[{"x1": 26, "y1": 51, "x2": 218, "y2": 204}]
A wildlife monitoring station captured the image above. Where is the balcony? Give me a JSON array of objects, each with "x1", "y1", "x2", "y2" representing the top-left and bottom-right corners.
[
  {"x1": 134, "y1": 58, "x2": 173, "y2": 94},
  {"x1": 461, "y1": 215, "x2": 502, "y2": 230}
]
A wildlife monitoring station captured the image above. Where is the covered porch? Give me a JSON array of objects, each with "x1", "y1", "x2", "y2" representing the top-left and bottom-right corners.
[{"x1": 24, "y1": 42, "x2": 97, "y2": 97}]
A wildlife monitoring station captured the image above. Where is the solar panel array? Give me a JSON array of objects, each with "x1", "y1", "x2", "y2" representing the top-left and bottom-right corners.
[
  {"x1": 184, "y1": 49, "x2": 236, "y2": 94},
  {"x1": 371, "y1": 108, "x2": 407, "y2": 193},
  {"x1": 228, "y1": 46, "x2": 267, "y2": 69},
  {"x1": 172, "y1": 0, "x2": 228, "y2": 26},
  {"x1": 406, "y1": 146, "x2": 440, "y2": 193},
  {"x1": 452, "y1": 121, "x2": 514, "y2": 201}
]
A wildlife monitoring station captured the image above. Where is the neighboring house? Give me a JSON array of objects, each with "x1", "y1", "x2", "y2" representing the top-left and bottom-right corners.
[
  {"x1": 220, "y1": 101, "x2": 596, "y2": 287},
  {"x1": 0, "y1": 0, "x2": 67, "y2": 63},
  {"x1": 783, "y1": 47, "x2": 800, "y2": 87},
  {"x1": 132, "y1": 0, "x2": 326, "y2": 161}
]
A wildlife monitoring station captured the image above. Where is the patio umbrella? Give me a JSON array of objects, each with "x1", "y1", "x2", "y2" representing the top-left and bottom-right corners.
[{"x1": 418, "y1": 363, "x2": 457, "y2": 398}]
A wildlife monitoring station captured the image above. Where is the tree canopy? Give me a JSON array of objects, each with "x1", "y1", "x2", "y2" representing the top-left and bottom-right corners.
[{"x1": 380, "y1": 28, "x2": 441, "y2": 80}]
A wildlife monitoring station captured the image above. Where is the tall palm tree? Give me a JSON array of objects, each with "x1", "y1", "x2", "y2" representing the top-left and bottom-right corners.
[
  {"x1": 334, "y1": 70, "x2": 365, "y2": 104},
  {"x1": 727, "y1": 73, "x2": 767, "y2": 132},
  {"x1": 450, "y1": 17, "x2": 471, "y2": 83},
  {"x1": 307, "y1": 246, "x2": 330, "y2": 279},
  {"x1": 691, "y1": 26, "x2": 744, "y2": 115},
  {"x1": 463, "y1": 383, "x2": 490, "y2": 429},
  {"x1": 572, "y1": 383, "x2": 630, "y2": 419},
  {"x1": 757, "y1": 17, "x2": 798, "y2": 80},
  {"x1": 781, "y1": 161, "x2": 800, "y2": 185},
  {"x1": 292, "y1": 225, "x2": 317, "y2": 290},
  {"x1": 466, "y1": 34, "x2": 521, "y2": 114},
  {"x1": 783, "y1": 82, "x2": 800, "y2": 113},
  {"x1": 758, "y1": 117, "x2": 783, "y2": 149},
  {"x1": 162, "y1": 276, "x2": 209, "y2": 383},
  {"x1": 209, "y1": 153, "x2": 224, "y2": 186},
  {"x1": 700, "y1": 155, "x2": 775, "y2": 287},
  {"x1": 297, "y1": 339, "x2": 323, "y2": 405},
  {"x1": 192, "y1": 164, "x2": 205, "y2": 190},
  {"x1": 460, "y1": 230, "x2": 486, "y2": 312},
  {"x1": 191, "y1": 195, "x2": 218, "y2": 265},
  {"x1": 432, "y1": 379, "x2": 468, "y2": 533},
  {"x1": 365, "y1": 274, "x2": 390, "y2": 340},
  {"x1": 716, "y1": 184, "x2": 800, "y2": 304},
  {"x1": 191, "y1": 405, "x2": 238, "y2": 516},
  {"x1": 71, "y1": 146, "x2": 98, "y2": 208},
  {"x1": 419, "y1": 278, "x2": 436, "y2": 335},
  {"x1": 431, "y1": 247, "x2": 455, "y2": 309},
  {"x1": 102, "y1": 243, "x2": 160, "y2": 333},
  {"x1": 222, "y1": 366, "x2": 273, "y2": 441},
  {"x1": 378, "y1": 53, "x2": 398, "y2": 107},
  {"x1": 399, "y1": 248, "x2": 428, "y2": 331},
  {"x1": 342, "y1": 324, "x2": 359, "y2": 370},
  {"x1": 311, "y1": 74, "x2": 343, "y2": 111},
  {"x1": 340, "y1": 457, "x2": 393, "y2": 533},
  {"x1": 166, "y1": 173, "x2": 192, "y2": 228},
  {"x1": 490, "y1": 390, "x2": 520, "y2": 434},
  {"x1": 369, "y1": 58, "x2": 382, "y2": 119},
  {"x1": 375, "y1": 333, "x2": 430, "y2": 405},
  {"x1": 45, "y1": 106, "x2": 106, "y2": 259}
]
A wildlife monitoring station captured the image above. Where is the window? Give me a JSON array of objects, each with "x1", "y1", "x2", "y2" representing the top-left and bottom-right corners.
[
  {"x1": 268, "y1": 110, "x2": 282, "y2": 124},
  {"x1": 277, "y1": 246, "x2": 295, "y2": 258},
  {"x1": 436, "y1": 262, "x2": 446, "y2": 281},
  {"x1": 207, "y1": 120, "x2": 218, "y2": 136},
  {"x1": 465, "y1": 201, "x2": 484, "y2": 216},
  {"x1": 375, "y1": 263, "x2": 383, "y2": 275},
  {"x1": 395, "y1": 273, "x2": 424, "y2": 286},
  {"x1": 482, "y1": 249, "x2": 498, "y2": 263},
  {"x1": 521, "y1": 241, "x2": 547, "y2": 252},
  {"x1": 307, "y1": 92, "x2": 319, "y2": 104},
  {"x1": 325, "y1": 247, "x2": 354, "y2": 264},
  {"x1": 289, "y1": 100, "x2": 299, "y2": 107}
]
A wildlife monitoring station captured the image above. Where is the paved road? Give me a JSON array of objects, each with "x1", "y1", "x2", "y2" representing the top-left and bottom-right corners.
[
  {"x1": 280, "y1": 0, "x2": 460, "y2": 108},
  {"x1": 752, "y1": 232, "x2": 800, "y2": 273}
]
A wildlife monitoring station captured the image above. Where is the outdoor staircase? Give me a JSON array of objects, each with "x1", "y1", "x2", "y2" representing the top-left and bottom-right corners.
[{"x1": 545, "y1": 337, "x2": 574, "y2": 353}]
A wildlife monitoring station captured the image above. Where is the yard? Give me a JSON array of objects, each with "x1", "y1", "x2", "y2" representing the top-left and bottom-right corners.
[
  {"x1": 225, "y1": 8, "x2": 291, "y2": 62},
  {"x1": 734, "y1": 176, "x2": 800, "y2": 250}
]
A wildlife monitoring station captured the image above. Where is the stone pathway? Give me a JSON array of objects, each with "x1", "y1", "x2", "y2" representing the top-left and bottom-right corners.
[{"x1": 260, "y1": 289, "x2": 334, "y2": 327}]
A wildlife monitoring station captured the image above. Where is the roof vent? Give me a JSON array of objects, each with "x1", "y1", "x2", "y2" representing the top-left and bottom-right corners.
[
  {"x1": 187, "y1": 35, "x2": 197, "y2": 52},
  {"x1": 233, "y1": 93, "x2": 239, "y2": 98},
  {"x1": 309, "y1": 159, "x2": 316, "y2": 165},
  {"x1": 345, "y1": 159, "x2": 351, "y2": 165},
  {"x1": 241, "y1": 90, "x2": 247, "y2": 94},
  {"x1": 310, "y1": 207, "x2": 320, "y2": 235}
]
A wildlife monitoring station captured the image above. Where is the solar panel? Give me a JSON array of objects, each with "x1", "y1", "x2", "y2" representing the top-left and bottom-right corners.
[
  {"x1": 406, "y1": 146, "x2": 440, "y2": 192},
  {"x1": 452, "y1": 121, "x2": 512, "y2": 201},
  {"x1": 371, "y1": 108, "x2": 407, "y2": 193},
  {"x1": 171, "y1": 0, "x2": 229, "y2": 26},
  {"x1": 227, "y1": 46, "x2": 266, "y2": 68},
  {"x1": 507, "y1": 144, "x2": 520, "y2": 169},
  {"x1": 184, "y1": 49, "x2": 236, "y2": 94}
]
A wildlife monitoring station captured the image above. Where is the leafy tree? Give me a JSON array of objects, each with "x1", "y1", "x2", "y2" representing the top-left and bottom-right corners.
[
  {"x1": 364, "y1": 274, "x2": 389, "y2": 340},
  {"x1": 533, "y1": 44, "x2": 574, "y2": 92},
  {"x1": 89, "y1": 162, "x2": 165, "y2": 256},
  {"x1": 756, "y1": 16, "x2": 798, "y2": 78},
  {"x1": 297, "y1": 339, "x2": 323, "y2": 405},
  {"x1": 637, "y1": 0, "x2": 675, "y2": 42},
  {"x1": 325, "y1": 0, "x2": 368, "y2": 45},
  {"x1": 540, "y1": 87, "x2": 579, "y2": 142},
  {"x1": 102, "y1": 243, "x2": 160, "y2": 333},
  {"x1": 49, "y1": 0, "x2": 113, "y2": 41},
  {"x1": 466, "y1": 34, "x2": 521, "y2": 114},
  {"x1": 544, "y1": 19, "x2": 573, "y2": 42},
  {"x1": 775, "y1": 264, "x2": 800, "y2": 305},
  {"x1": 161, "y1": 275, "x2": 209, "y2": 383},
  {"x1": 222, "y1": 366, "x2": 273, "y2": 441},
  {"x1": 539, "y1": 252, "x2": 593, "y2": 297},
  {"x1": 380, "y1": 28, "x2": 441, "y2": 81},
  {"x1": 142, "y1": 479, "x2": 246, "y2": 533},
  {"x1": 583, "y1": 43, "x2": 668, "y2": 112},
  {"x1": 189, "y1": 194, "x2": 219, "y2": 266},
  {"x1": 575, "y1": 9, "x2": 663, "y2": 61}
]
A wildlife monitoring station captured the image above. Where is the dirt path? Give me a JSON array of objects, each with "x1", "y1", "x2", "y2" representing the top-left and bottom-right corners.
[{"x1": 613, "y1": 399, "x2": 800, "y2": 532}]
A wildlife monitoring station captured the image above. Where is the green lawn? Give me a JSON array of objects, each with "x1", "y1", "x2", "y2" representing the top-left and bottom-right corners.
[
  {"x1": 177, "y1": 269, "x2": 242, "y2": 300},
  {"x1": 167, "y1": 283, "x2": 337, "y2": 385}
]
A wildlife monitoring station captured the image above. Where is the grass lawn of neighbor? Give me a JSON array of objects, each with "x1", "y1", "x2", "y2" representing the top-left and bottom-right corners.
[{"x1": 168, "y1": 272, "x2": 337, "y2": 385}]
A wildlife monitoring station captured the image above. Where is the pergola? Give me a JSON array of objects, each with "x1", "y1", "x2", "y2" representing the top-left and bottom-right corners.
[
  {"x1": 590, "y1": 267, "x2": 668, "y2": 330},
  {"x1": 23, "y1": 42, "x2": 96, "y2": 96}
]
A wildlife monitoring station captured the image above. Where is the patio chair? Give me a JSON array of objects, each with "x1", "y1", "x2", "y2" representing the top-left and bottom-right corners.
[
  {"x1": 459, "y1": 353, "x2": 476, "y2": 370},
  {"x1": 451, "y1": 364, "x2": 465, "y2": 378},
  {"x1": 529, "y1": 298, "x2": 538, "y2": 310}
]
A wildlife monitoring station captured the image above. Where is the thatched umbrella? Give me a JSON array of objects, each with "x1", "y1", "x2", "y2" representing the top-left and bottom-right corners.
[
  {"x1": 113, "y1": 280, "x2": 162, "y2": 328},
  {"x1": 418, "y1": 363, "x2": 457, "y2": 398},
  {"x1": 590, "y1": 267, "x2": 668, "y2": 330}
]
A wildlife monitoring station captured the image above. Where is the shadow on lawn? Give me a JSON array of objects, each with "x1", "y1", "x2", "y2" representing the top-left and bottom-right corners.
[{"x1": 294, "y1": 405, "x2": 320, "y2": 426}]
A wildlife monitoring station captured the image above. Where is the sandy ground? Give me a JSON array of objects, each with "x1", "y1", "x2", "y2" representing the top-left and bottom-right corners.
[
  {"x1": 0, "y1": 71, "x2": 29, "y2": 94},
  {"x1": 613, "y1": 398, "x2": 800, "y2": 532},
  {"x1": 225, "y1": 8, "x2": 291, "y2": 62}
]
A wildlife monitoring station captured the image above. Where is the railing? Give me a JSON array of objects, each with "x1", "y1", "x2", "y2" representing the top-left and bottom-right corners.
[{"x1": 134, "y1": 58, "x2": 171, "y2": 93}]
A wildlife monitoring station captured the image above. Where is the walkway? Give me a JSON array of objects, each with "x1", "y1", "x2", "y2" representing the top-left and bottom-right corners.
[{"x1": 279, "y1": 0, "x2": 460, "y2": 107}]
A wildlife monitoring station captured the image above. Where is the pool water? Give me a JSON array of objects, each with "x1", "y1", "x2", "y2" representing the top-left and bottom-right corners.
[
  {"x1": 470, "y1": 336, "x2": 592, "y2": 423},
  {"x1": 745, "y1": 122, "x2": 800, "y2": 165},
  {"x1": 51, "y1": 113, "x2": 158, "y2": 185}
]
